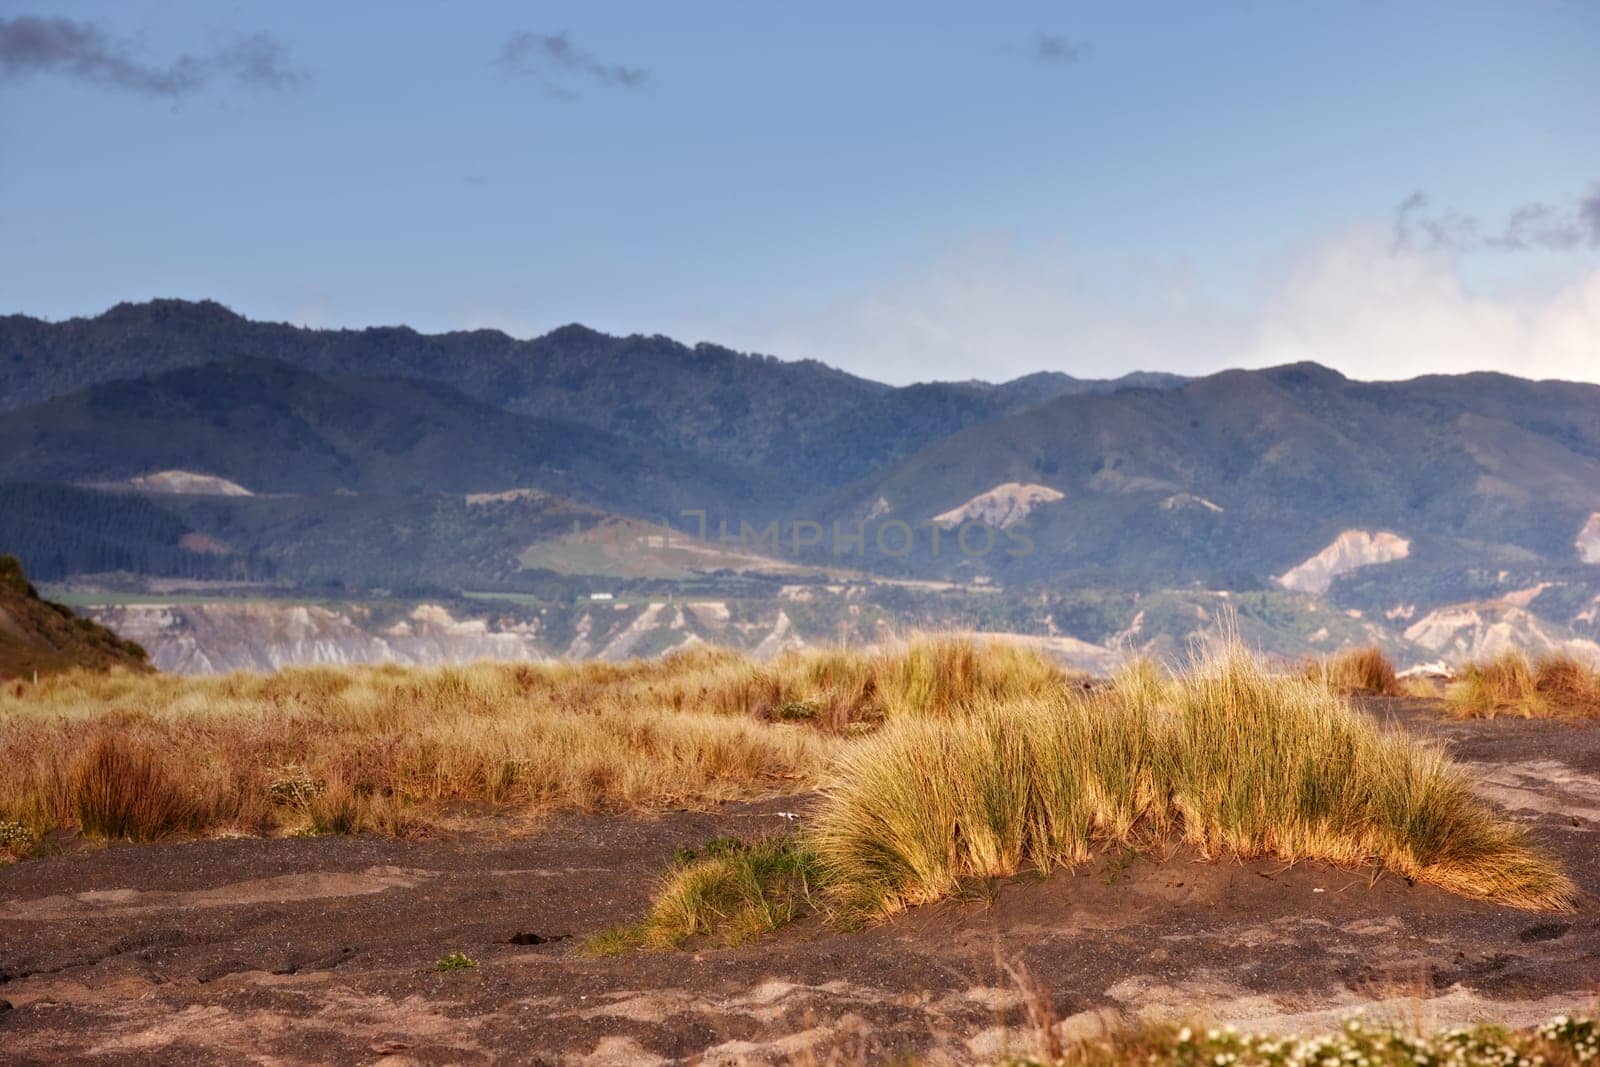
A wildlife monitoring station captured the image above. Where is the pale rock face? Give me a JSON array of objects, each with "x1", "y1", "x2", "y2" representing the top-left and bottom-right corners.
[
  {"x1": 1278, "y1": 530, "x2": 1410, "y2": 595},
  {"x1": 1578, "y1": 513, "x2": 1600, "y2": 564},
  {"x1": 686, "y1": 601, "x2": 731, "y2": 626},
  {"x1": 87, "y1": 602, "x2": 549, "y2": 674},
  {"x1": 1403, "y1": 601, "x2": 1600, "y2": 666},
  {"x1": 465, "y1": 488, "x2": 548, "y2": 506},
  {"x1": 1501, "y1": 582, "x2": 1556, "y2": 609},
  {"x1": 129, "y1": 470, "x2": 252, "y2": 496},
  {"x1": 596, "y1": 603, "x2": 666, "y2": 660},
  {"x1": 753, "y1": 610, "x2": 804, "y2": 660},
  {"x1": 1159, "y1": 493, "x2": 1224, "y2": 513},
  {"x1": 931, "y1": 483, "x2": 1064, "y2": 529}
]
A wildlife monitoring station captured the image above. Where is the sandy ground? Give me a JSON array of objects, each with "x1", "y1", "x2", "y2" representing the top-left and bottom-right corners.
[{"x1": 2, "y1": 697, "x2": 1598, "y2": 1065}]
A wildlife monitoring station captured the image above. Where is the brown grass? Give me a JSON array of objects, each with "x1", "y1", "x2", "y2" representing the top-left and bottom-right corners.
[
  {"x1": 71, "y1": 733, "x2": 195, "y2": 841},
  {"x1": 604, "y1": 640, "x2": 1571, "y2": 953},
  {"x1": 4, "y1": 632, "x2": 1575, "y2": 923},
  {"x1": 809, "y1": 641, "x2": 1571, "y2": 919},
  {"x1": 1448, "y1": 651, "x2": 1600, "y2": 719},
  {"x1": 1308, "y1": 645, "x2": 1401, "y2": 695},
  {"x1": 0, "y1": 637, "x2": 1069, "y2": 841}
]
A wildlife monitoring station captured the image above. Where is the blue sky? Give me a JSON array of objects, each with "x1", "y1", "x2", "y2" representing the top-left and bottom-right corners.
[{"x1": 3, "y1": 1, "x2": 1598, "y2": 383}]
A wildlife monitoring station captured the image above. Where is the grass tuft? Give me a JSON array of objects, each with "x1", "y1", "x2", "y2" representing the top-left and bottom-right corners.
[
  {"x1": 585, "y1": 834, "x2": 821, "y2": 953},
  {"x1": 808, "y1": 639, "x2": 1571, "y2": 922},
  {"x1": 1448, "y1": 651, "x2": 1600, "y2": 719},
  {"x1": 1308, "y1": 645, "x2": 1400, "y2": 694},
  {"x1": 0, "y1": 637, "x2": 1065, "y2": 842},
  {"x1": 71, "y1": 733, "x2": 193, "y2": 841}
]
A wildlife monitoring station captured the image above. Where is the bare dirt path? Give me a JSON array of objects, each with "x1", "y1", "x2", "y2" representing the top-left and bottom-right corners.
[{"x1": 2, "y1": 698, "x2": 1598, "y2": 1065}]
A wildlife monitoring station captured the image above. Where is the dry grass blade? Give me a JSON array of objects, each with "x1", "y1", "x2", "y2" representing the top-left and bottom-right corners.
[
  {"x1": 1448, "y1": 651, "x2": 1600, "y2": 720},
  {"x1": 0, "y1": 637, "x2": 1064, "y2": 841},
  {"x1": 809, "y1": 638, "x2": 1572, "y2": 920},
  {"x1": 1309, "y1": 645, "x2": 1401, "y2": 695}
]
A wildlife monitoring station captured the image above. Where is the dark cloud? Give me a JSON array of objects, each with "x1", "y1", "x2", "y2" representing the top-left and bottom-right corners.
[
  {"x1": 1581, "y1": 186, "x2": 1600, "y2": 248},
  {"x1": 1033, "y1": 32, "x2": 1087, "y2": 64},
  {"x1": 213, "y1": 31, "x2": 306, "y2": 92},
  {"x1": 1394, "y1": 187, "x2": 1600, "y2": 253},
  {"x1": 498, "y1": 31, "x2": 648, "y2": 98},
  {"x1": 0, "y1": 15, "x2": 306, "y2": 98}
]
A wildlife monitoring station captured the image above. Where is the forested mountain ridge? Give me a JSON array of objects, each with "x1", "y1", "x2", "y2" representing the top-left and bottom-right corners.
[
  {"x1": 0, "y1": 300, "x2": 1181, "y2": 496},
  {"x1": 4, "y1": 299, "x2": 1600, "y2": 673}
]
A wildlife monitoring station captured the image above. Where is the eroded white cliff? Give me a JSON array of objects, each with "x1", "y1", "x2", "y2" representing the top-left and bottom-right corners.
[
  {"x1": 1278, "y1": 530, "x2": 1410, "y2": 595},
  {"x1": 931, "y1": 483, "x2": 1063, "y2": 528}
]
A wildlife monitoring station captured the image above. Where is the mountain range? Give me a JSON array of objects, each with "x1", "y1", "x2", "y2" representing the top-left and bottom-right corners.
[{"x1": 3, "y1": 299, "x2": 1598, "y2": 671}]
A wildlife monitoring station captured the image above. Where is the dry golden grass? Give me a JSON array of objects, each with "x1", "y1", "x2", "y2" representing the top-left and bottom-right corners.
[
  {"x1": 1447, "y1": 651, "x2": 1600, "y2": 720},
  {"x1": 0, "y1": 637, "x2": 1069, "y2": 842},
  {"x1": 585, "y1": 834, "x2": 820, "y2": 954},
  {"x1": 806, "y1": 641, "x2": 1572, "y2": 921},
  {"x1": 596, "y1": 641, "x2": 1570, "y2": 951},
  {"x1": 1307, "y1": 645, "x2": 1401, "y2": 695},
  {"x1": 3, "y1": 634, "x2": 1574, "y2": 920}
]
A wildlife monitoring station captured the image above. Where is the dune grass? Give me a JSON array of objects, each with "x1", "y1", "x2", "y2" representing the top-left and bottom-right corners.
[
  {"x1": 2, "y1": 634, "x2": 1574, "y2": 920},
  {"x1": 608, "y1": 642, "x2": 1571, "y2": 949},
  {"x1": 1306, "y1": 645, "x2": 1401, "y2": 695},
  {"x1": 813, "y1": 645, "x2": 1571, "y2": 919},
  {"x1": 0, "y1": 637, "x2": 1067, "y2": 842},
  {"x1": 1447, "y1": 651, "x2": 1600, "y2": 720},
  {"x1": 585, "y1": 834, "x2": 821, "y2": 954}
]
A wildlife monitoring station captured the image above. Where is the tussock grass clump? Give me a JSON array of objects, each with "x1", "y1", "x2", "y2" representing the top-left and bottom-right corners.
[
  {"x1": 1449, "y1": 651, "x2": 1600, "y2": 719},
  {"x1": 0, "y1": 663, "x2": 830, "y2": 841},
  {"x1": 586, "y1": 835, "x2": 820, "y2": 953},
  {"x1": 0, "y1": 637, "x2": 1058, "y2": 842},
  {"x1": 810, "y1": 644, "x2": 1571, "y2": 920},
  {"x1": 1308, "y1": 645, "x2": 1400, "y2": 694},
  {"x1": 684, "y1": 636, "x2": 1070, "y2": 731},
  {"x1": 71, "y1": 733, "x2": 194, "y2": 841}
]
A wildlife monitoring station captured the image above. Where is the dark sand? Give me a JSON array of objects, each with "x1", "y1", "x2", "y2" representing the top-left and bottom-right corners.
[{"x1": 2, "y1": 698, "x2": 1597, "y2": 1064}]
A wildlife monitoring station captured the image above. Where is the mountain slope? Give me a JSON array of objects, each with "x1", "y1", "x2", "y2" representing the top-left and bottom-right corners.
[
  {"x1": 0, "y1": 300, "x2": 1182, "y2": 496},
  {"x1": 834, "y1": 363, "x2": 1600, "y2": 588},
  {"x1": 0, "y1": 356, "x2": 762, "y2": 515},
  {"x1": 0, "y1": 555, "x2": 150, "y2": 678}
]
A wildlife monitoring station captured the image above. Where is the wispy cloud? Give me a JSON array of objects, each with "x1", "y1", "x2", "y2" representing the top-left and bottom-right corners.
[
  {"x1": 695, "y1": 219, "x2": 1600, "y2": 387},
  {"x1": 1032, "y1": 32, "x2": 1088, "y2": 65},
  {"x1": 497, "y1": 31, "x2": 648, "y2": 98},
  {"x1": 1395, "y1": 186, "x2": 1600, "y2": 253},
  {"x1": 0, "y1": 15, "x2": 306, "y2": 98}
]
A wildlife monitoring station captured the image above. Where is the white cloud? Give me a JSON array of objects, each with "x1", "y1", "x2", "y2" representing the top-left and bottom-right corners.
[
  {"x1": 712, "y1": 225, "x2": 1600, "y2": 386},
  {"x1": 1251, "y1": 225, "x2": 1600, "y2": 383}
]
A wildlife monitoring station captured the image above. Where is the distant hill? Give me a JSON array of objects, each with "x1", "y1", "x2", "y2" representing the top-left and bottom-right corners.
[
  {"x1": 0, "y1": 483, "x2": 273, "y2": 581},
  {"x1": 831, "y1": 362, "x2": 1600, "y2": 592},
  {"x1": 0, "y1": 555, "x2": 150, "y2": 678},
  {"x1": 0, "y1": 300, "x2": 1183, "y2": 497},
  {"x1": 4, "y1": 298, "x2": 1600, "y2": 656},
  {"x1": 0, "y1": 356, "x2": 763, "y2": 515}
]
